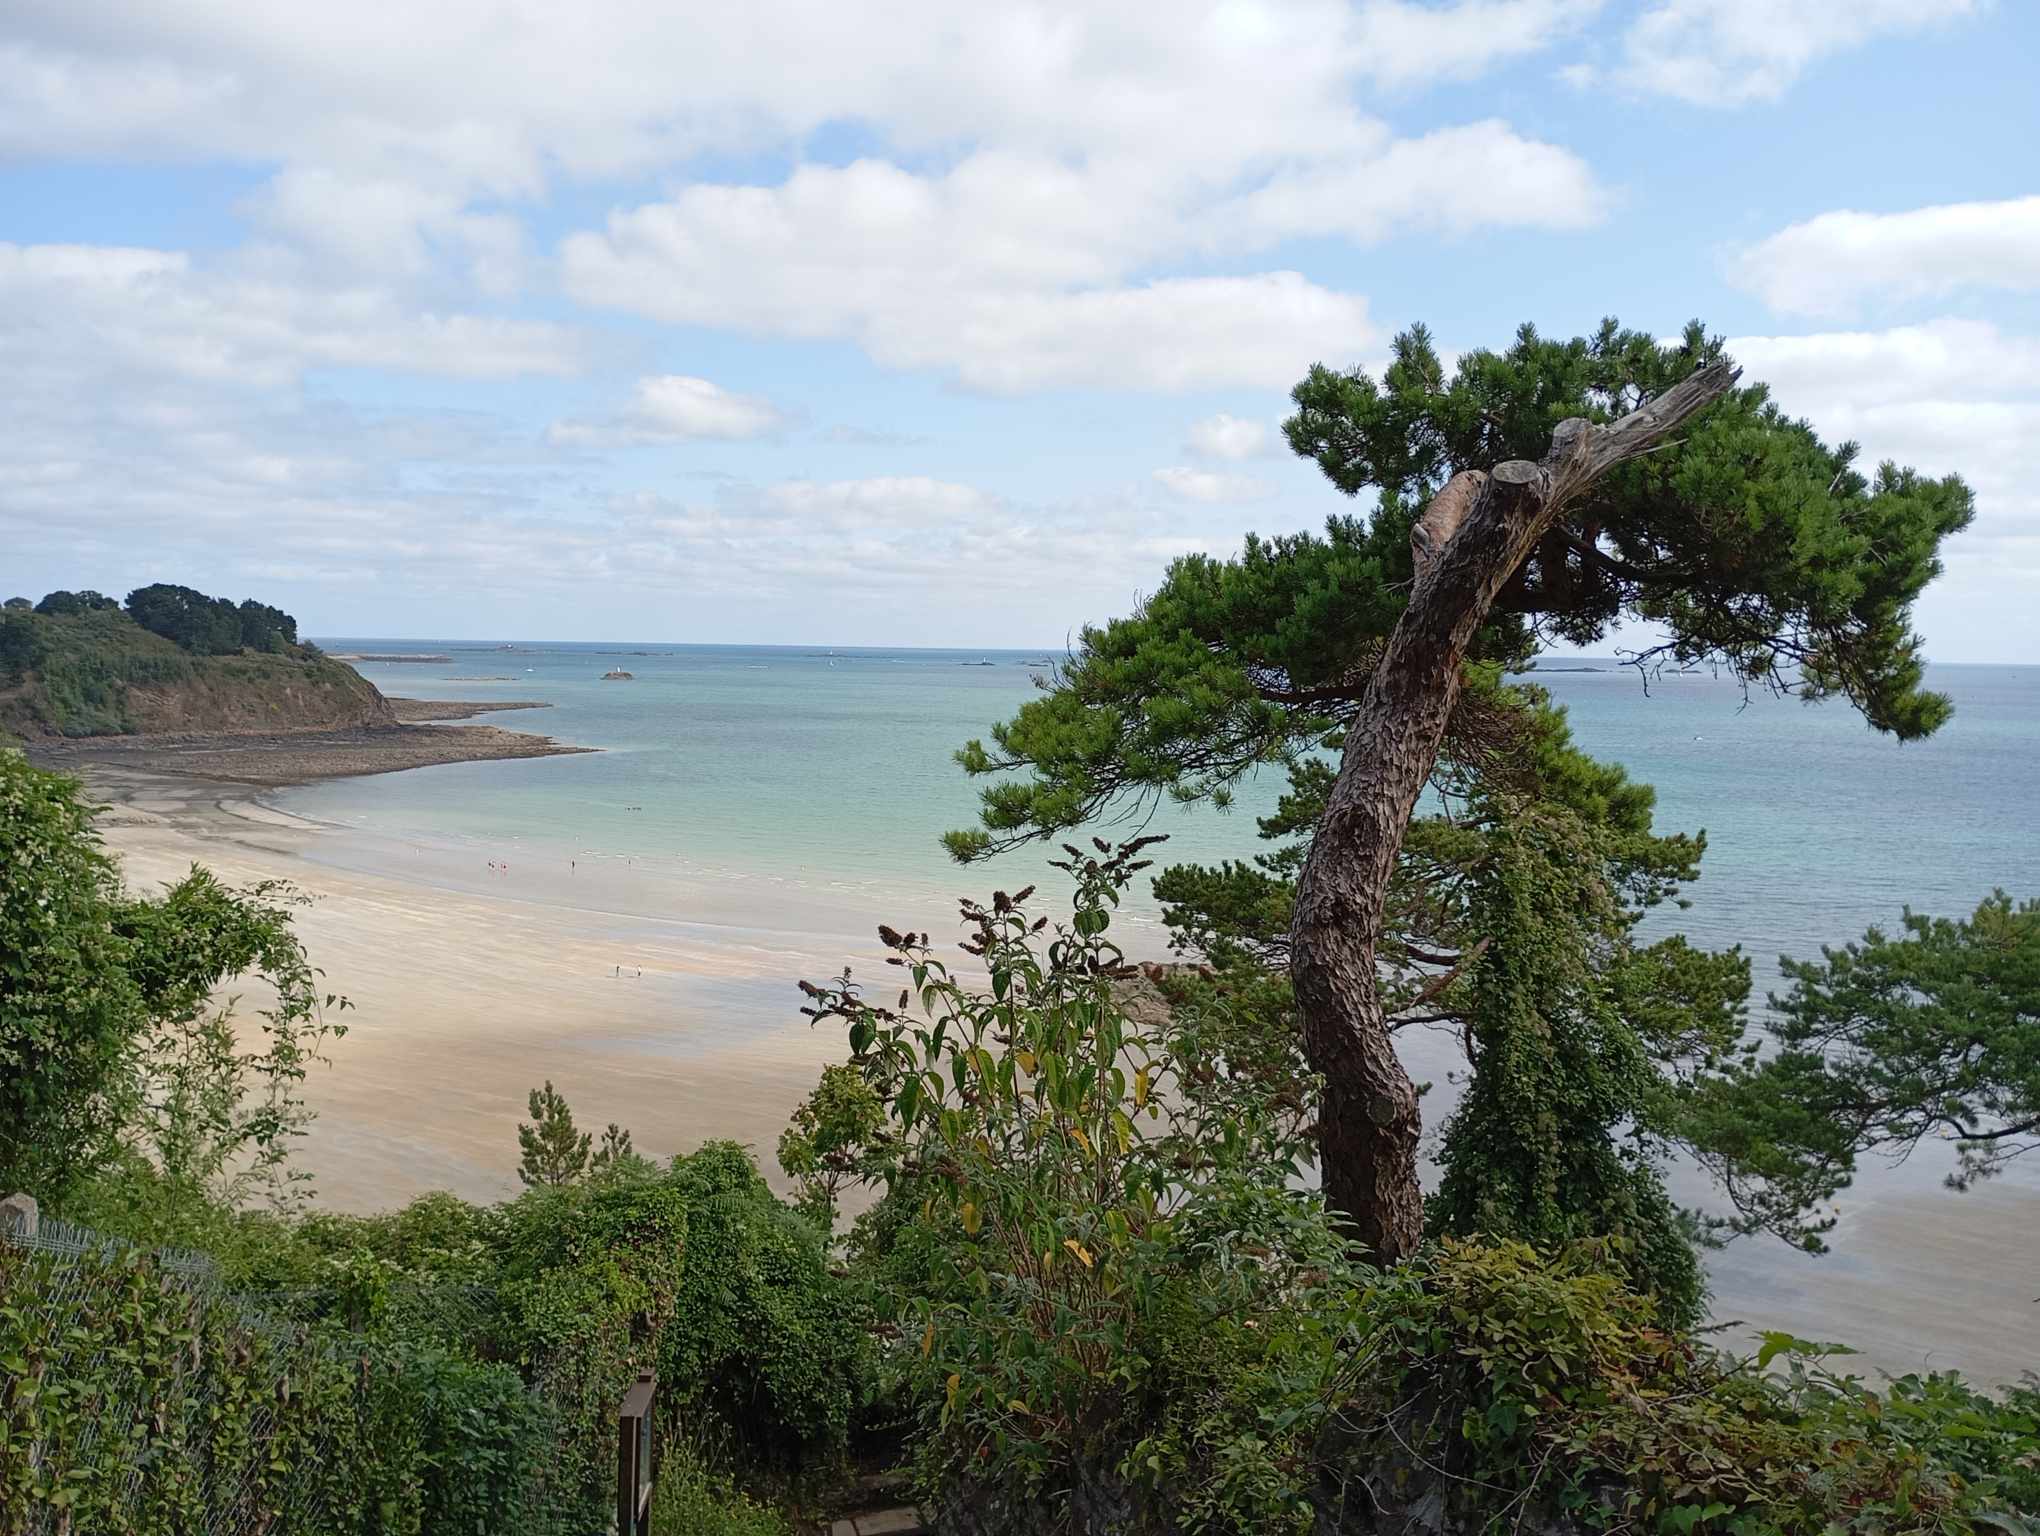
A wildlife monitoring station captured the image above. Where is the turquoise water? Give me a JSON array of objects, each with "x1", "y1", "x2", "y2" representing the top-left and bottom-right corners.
[
  {"x1": 286, "y1": 643, "x2": 2040, "y2": 1366},
  {"x1": 295, "y1": 643, "x2": 2040, "y2": 994}
]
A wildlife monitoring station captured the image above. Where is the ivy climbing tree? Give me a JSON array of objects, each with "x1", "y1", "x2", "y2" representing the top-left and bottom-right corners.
[{"x1": 947, "y1": 319, "x2": 1974, "y2": 1262}]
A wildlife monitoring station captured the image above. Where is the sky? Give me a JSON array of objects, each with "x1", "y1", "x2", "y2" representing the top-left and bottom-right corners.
[{"x1": 3, "y1": 0, "x2": 2037, "y2": 656}]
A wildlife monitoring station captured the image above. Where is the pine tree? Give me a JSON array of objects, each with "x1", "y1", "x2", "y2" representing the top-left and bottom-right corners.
[
  {"x1": 590, "y1": 1121, "x2": 635, "y2": 1178},
  {"x1": 517, "y1": 1080, "x2": 591, "y2": 1188},
  {"x1": 948, "y1": 319, "x2": 1972, "y2": 1260}
]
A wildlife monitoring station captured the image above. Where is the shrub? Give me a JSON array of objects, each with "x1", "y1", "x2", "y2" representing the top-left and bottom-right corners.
[
  {"x1": 660, "y1": 1141, "x2": 871, "y2": 1460},
  {"x1": 2, "y1": 757, "x2": 346, "y2": 1206},
  {"x1": 803, "y1": 840, "x2": 1358, "y2": 1532},
  {"x1": 0, "y1": 1220, "x2": 567, "y2": 1536},
  {"x1": 0, "y1": 1231, "x2": 354, "y2": 1535},
  {"x1": 0, "y1": 611, "x2": 43, "y2": 684},
  {"x1": 493, "y1": 1176, "x2": 689, "y2": 1524},
  {"x1": 649, "y1": 1440, "x2": 793, "y2": 1536},
  {"x1": 807, "y1": 846, "x2": 2036, "y2": 1536},
  {"x1": 1339, "y1": 1239, "x2": 2039, "y2": 1535}
]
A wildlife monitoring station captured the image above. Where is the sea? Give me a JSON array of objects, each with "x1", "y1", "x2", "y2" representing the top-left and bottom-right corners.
[
  {"x1": 297, "y1": 643, "x2": 2039, "y2": 981},
  {"x1": 291, "y1": 641, "x2": 2040, "y2": 1372}
]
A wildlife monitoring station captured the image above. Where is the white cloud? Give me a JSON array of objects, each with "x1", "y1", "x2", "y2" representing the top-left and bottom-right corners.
[
  {"x1": 1605, "y1": 0, "x2": 1983, "y2": 104},
  {"x1": 0, "y1": 233, "x2": 1275, "y2": 635},
  {"x1": 3, "y1": 2, "x2": 1596, "y2": 185},
  {"x1": 919, "y1": 276, "x2": 1374, "y2": 394},
  {"x1": 0, "y1": 238, "x2": 601, "y2": 615},
  {"x1": 1731, "y1": 196, "x2": 2040, "y2": 318},
  {"x1": 757, "y1": 476, "x2": 999, "y2": 531},
  {"x1": 0, "y1": 242, "x2": 594, "y2": 386},
  {"x1": 6, "y1": 4, "x2": 1610, "y2": 393},
  {"x1": 242, "y1": 168, "x2": 532, "y2": 297},
  {"x1": 1186, "y1": 414, "x2": 1274, "y2": 461},
  {"x1": 551, "y1": 377, "x2": 785, "y2": 446},
  {"x1": 1351, "y1": 0, "x2": 1606, "y2": 87},
  {"x1": 1727, "y1": 319, "x2": 2040, "y2": 648},
  {"x1": 1215, "y1": 119, "x2": 1607, "y2": 247},
  {"x1": 555, "y1": 109, "x2": 1608, "y2": 393},
  {"x1": 1152, "y1": 466, "x2": 1274, "y2": 504},
  {"x1": 564, "y1": 184, "x2": 1381, "y2": 391},
  {"x1": 1730, "y1": 319, "x2": 2040, "y2": 409},
  {"x1": 610, "y1": 476, "x2": 1249, "y2": 609},
  {"x1": 553, "y1": 105, "x2": 1601, "y2": 392},
  {"x1": 1729, "y1": 321, "x2": 2040, "y2": 515}
]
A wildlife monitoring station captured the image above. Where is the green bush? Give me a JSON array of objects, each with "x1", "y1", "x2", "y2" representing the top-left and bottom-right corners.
[
  {"x1": 22, "y1": 609, "x2": 194, "y2": 735},
  {"x1": 806, "y1": 847, "x2": 2038, "y2": 1536},
  {"x1": 1341, "y1": 1239, "x2": 2040, "y2": 1536},
  {"x1": 804, "y1": 842, "x2": 1359, "y2": 1533},
  {"x1": 0, "y1": 611, "x2": 44, "y2": 685},
  {"x1": 649, "y1": 1441, "x2": 792, "y2": 1536},
  {"x1": 0, "y1": 1234, "x2": 352, "y2": 1536},
  {"x1": 660, "y1": 1141, "x2": 872, "y2": 1460},
  {"x1": 0, "y1": 1225, "x2": 567, "y2": 1536},
  {"x1": 488, "y1": 1176, "x2": 689, "y2": 1525},
  {"x1": 31, "y1": 1150, "x2": 870, "y2": 1531}
]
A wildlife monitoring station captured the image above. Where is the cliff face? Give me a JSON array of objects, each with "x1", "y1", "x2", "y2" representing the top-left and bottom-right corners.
[
  {"x1": 0, "y1": 610, "x2": 395, "y2": 740},
  {"x1": 117, "y1": 653, "x2": 395, "y2": 736}
]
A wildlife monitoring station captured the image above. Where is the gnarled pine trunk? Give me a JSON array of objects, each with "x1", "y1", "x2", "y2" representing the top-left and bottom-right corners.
[{"x1": 1289, "y1": 362, "x2": 1739, "y2": 1260}]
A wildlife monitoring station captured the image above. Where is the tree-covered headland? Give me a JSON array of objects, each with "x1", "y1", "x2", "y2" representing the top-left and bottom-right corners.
[{"x1": 0, "y1": 583, "x2": 383, "y2": 739}]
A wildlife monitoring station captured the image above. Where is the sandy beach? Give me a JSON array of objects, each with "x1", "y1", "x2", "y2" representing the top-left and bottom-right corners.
[
  {"x1": 84, "y1": 763, "x2": 871, "y2": 1213},
  {"x1": 68, "y1": 756, "x2": 2040, "y2": 1388}
]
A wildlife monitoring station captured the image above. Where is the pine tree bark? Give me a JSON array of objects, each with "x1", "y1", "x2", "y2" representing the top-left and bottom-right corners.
[{"x1": 1289, "y1": 362, "x2": 1740, "y2": 1259}]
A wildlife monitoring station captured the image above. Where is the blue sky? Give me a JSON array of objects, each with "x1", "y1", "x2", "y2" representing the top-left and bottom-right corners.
[{"x1": 4, "y1": 1, "x2": 2035, "y2": 656}]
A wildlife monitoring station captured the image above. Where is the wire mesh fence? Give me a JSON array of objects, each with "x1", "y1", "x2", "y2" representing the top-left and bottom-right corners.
[
  {"x1": 3, "y1": 1212, "x2": 333, "y2": 1536},
  {"x1": 0, "y1": 1210, "x2": 592, "y2": 1536}
]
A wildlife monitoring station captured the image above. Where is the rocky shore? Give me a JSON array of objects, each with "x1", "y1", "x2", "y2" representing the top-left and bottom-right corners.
[
  {"x1": 385, "y1": 697, "x2": 552, "y2": 722},
  {"x1": 22, "y1": 698, "x2": 589, "y2": 786}
]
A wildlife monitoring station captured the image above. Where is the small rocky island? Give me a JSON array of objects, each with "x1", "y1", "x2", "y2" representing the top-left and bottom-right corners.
[{"x1": 601, "y1": 668, "x2": 634, "y2": 680}]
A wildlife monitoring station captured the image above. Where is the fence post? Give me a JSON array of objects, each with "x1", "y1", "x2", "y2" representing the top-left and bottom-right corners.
[
  {"x1": 617, "y1": 1369, "x2": 656, "y2": 1536},
  {"x1": 0, "y1": 1192, "x2": 36, "y2": 1240}
]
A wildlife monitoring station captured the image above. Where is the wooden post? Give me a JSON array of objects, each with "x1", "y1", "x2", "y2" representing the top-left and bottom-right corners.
[{"x1": 617, "y1": 1370, "x2": 656, "y2": 1536}]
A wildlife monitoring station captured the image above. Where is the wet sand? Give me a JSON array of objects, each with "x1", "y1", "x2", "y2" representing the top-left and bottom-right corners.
[{"x1": 86, "y1": 765, "x2": 869, "y2": 1213}]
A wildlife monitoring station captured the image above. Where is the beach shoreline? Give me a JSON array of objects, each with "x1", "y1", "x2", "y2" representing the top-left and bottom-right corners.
[
  {"x1": 76, "y1": 759, "x2": 867, "y2": 1217},
  {"x1": 48, "y1": 748, "x2": 2040, "y2": 1388}
]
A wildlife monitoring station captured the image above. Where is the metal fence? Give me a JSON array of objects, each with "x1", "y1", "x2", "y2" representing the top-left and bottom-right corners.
[
  {"x1": 1, "y1": 1208, "x2": 348, "y2": 1536},
  {"x1": 2, "y1": 1200, "x2": 637, "y2": 1536}
]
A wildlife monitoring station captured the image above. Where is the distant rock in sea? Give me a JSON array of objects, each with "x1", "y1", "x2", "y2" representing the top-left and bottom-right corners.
[{"x1": 602, "y1": 669, "x2": 634, "y2": 680}]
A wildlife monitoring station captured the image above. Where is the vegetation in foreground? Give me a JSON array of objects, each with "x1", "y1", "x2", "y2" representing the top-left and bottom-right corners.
[
  {"x1": 4, "y1": 323, "x2": 2036, "y2": 1534},
  {"x1": 7, "y1": 754, "x2": 2033, "y2": 1534}
]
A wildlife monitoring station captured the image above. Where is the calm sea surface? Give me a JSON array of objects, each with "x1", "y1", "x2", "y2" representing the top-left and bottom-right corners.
[
  {"x1": 286, "y1": 643, "x2": 2040, "y2": 1370},
  {"x1": 295, "y1": 643, "x2": 2039, "y2": 982}
]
